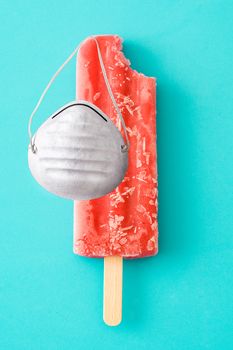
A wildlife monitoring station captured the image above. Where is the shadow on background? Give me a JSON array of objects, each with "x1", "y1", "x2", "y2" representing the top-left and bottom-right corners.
[{"x1": 122, "y1": 41, "x2": 201, "y2": 328}]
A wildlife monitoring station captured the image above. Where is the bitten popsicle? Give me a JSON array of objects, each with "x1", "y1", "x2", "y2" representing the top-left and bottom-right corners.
[{"x1": 74, "y1": 35, "x2": 158, "y2": 325}]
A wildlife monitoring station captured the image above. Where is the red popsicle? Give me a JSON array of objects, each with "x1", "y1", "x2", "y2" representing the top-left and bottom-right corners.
[
  {"x1": 74, "y1": 35, "x2": 158, "y2": 256},
  {"x1": 74, "y1": 35, "x2": 158, "y2": 325}
]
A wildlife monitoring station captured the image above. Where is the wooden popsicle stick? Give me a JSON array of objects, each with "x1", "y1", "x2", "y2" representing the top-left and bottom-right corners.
[{"x1": 103, "y1": 256, "x2": 123, "y2": 326}]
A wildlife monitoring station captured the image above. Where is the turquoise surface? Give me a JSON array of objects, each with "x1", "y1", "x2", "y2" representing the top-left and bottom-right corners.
[{"x1": 0, "y1": 1, "x2": 232, "y2": 349}]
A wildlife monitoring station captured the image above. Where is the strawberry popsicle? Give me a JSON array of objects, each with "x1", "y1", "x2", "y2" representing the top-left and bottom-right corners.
[{"x1": 74, "y1": 35, "x2": 158, "y2": 258}]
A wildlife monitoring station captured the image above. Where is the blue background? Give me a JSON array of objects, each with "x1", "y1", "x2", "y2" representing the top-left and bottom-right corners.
[{"x1": 0, "y1": 1, "x2": 232, "y2": 349}]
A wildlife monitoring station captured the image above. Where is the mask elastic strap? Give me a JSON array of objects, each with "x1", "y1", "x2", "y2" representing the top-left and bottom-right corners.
[
  {"x1": 28, "y1": 36, "x2": 130, "y2": 153},
  {"x1": 91, "y1": 36, "x2": 130, "y2": 152}
]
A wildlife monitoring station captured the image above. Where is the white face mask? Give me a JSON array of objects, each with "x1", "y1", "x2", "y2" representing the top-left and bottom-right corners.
[{"x1": 28, "y1": 37, "x2": 129, "y2": 200}]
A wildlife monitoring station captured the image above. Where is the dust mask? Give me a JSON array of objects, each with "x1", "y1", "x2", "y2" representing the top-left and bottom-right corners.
[{"x1": 28, "y1": 37, "x2": 129, "y2": 200}]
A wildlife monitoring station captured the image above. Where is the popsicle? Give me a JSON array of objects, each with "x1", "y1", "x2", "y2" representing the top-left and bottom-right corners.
[{"x1": 74, "y1": 35, "x2": 158, "y2": 325}]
